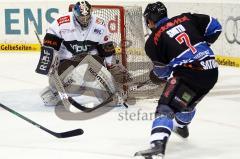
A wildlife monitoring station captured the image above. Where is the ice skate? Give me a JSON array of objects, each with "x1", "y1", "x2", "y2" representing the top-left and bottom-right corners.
[
  {"x1": 173, "y1": 125, "x2": 189, "y2": 138},
  {"x1": 134, "y1": 140, "x2": 167, "y2": 159}
]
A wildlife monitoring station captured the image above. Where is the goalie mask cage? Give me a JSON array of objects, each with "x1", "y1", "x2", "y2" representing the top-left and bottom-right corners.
[{"x1": 69, "y1": 4, "x2": 162, "y2": 99}]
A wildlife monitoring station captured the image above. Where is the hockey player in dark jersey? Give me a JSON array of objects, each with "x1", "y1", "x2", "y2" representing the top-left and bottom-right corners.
[{"x1": 135, "y1": 1, "x2": 222, "y2": 159}]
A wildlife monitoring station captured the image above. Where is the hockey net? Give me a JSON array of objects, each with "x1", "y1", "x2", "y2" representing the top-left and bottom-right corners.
[{"x1": 69, "y1": 4, "x2": 162, "y2": 99}]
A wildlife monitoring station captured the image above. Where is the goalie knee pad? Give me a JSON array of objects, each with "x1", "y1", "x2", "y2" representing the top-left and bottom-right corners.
[{"x1": 40, "y1": 87, "x2": 61, "y2": 106}]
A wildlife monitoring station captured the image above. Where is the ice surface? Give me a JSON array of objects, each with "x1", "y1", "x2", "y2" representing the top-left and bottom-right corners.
[{"x1": 0, "y1": 53, "x2": 240, "y2": 159}]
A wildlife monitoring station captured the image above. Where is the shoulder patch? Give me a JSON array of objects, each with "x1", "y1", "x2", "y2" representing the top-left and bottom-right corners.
[
  {"x1": 96, "y1": 18, "x2": 105, "y2": 26},
  {"x1": 104, "y1": 35, "x2": 109, "y2": 41},
  {"x1": 93, "y1": 28, "x2": 104, "y2": 35},
  {"x1": 57, "y1": 15, "x2": 70, "y2": 26}
]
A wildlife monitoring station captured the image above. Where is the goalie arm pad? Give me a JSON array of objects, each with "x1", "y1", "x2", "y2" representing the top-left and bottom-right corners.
[{"x1": 35, "y1": 46, "x2": 60, "y2": 75}]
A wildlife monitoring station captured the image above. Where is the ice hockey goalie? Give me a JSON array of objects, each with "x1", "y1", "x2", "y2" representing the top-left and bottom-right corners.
[{"x1": 35, "y1": 1, "x2": 131, "y2": 109}]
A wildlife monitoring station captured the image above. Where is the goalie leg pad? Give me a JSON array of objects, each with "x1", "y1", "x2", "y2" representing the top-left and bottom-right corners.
[
  {"x1": 40, "y1": 87, "x2": 62, "y2": 106},
  {"x1": 48, "y1": 54, "x2": 117, "y2": 107},
  {"x1": 59, "y1": 55, "x2": 116, "y2": 96}
]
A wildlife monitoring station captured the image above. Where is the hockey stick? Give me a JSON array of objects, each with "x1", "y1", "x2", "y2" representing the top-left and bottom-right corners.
[
  {"x1": 125, "y1": 79, "x2": 152, "y2": 93},
  {"x1": 69, "y1": 94, "x2": 114, "y2": 113},
  {"x1": 0, "y1": 103, "x2": 84, "y2": 138},
  {"x1": 70, "y1": 79, "x2": 153, "y2": 112},
  {"x1": 49, "y1": 69, "x2": 74, "y2": 111}
]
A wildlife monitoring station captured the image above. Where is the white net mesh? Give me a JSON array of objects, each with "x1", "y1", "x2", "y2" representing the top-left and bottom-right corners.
[{"x1": 124, "y1": 6, "x2": 161, "y2": 98}]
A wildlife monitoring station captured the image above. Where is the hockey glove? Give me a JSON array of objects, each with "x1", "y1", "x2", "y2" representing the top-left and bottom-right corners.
[{"x1": 149, "y1": 65, "x2": 172, "y2": 85}]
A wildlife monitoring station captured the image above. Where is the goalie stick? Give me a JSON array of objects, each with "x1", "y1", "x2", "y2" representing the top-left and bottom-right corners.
[
  {"x1": 69, "y1": 79, "x2": 154, "y2": 112},
  {"x1": 123, "y1": 79, "x2": 152, "y2": 95},
  {"x1": 0, "y1": 103, "x2": 84, "y2": 138},
  {"x1": 68, "y1": 94, "x2": 114, "y2": 113}
]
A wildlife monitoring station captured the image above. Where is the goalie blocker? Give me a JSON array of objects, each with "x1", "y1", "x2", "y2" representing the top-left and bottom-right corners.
[{"x1": 35, "y1": 46, "x2": 59, "y2": 75}]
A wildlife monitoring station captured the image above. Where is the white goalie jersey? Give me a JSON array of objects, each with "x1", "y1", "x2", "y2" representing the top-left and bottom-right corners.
[{"x1": 43, "y1": 12, "x2": 115, "y2": 65}]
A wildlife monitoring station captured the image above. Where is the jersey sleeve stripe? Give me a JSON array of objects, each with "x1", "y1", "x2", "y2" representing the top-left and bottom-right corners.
[{"x1": 204, "y1": 17, "x2": 222, "y2": 36}]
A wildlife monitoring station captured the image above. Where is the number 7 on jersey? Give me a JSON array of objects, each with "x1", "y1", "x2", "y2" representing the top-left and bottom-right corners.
[{"x1": 175, "y1": 32, "x2": 197, "y2": 54}]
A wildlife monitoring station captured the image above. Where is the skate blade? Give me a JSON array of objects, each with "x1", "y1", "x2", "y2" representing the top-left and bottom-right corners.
[
  {"x1": 134, "y1": 152, "x2": 163, "y2": 159},
  {"x1": 173, "y1": 130, "x2": 189, "y2": 140},
  {"x1": 134, "y1": 156, "x2": 163, "y2": 159}
]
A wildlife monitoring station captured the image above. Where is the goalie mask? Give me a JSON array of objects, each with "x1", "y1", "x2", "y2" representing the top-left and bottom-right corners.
[{"x1": 73, "y1": 1, "x2": 92, "y2": 28}]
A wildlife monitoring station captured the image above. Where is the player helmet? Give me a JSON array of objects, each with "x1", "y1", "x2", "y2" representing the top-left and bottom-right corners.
[
  {"x1": 143, "y1": 1, "x2": 167, "y2": 25},
  {"x1": 73, "y1": 1, "x2": 92, "y2": 28}
]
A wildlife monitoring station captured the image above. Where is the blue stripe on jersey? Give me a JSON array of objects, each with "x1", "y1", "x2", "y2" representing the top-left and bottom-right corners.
[
  {"x1": 205, "y1": 17, "x2": 222, "y2": 36},
  {"x1": 175, "y1": 109, "x2": 196, "y2": 124},
  {"x1": 152, "y1": 116, "x2": 173, "y2": 130},
  {"x1": 156, "y1": 17, "x2": 169, "y2": 28},
  {"x1": 169, "y1": 42, "x2": 214, "y2": 68}
]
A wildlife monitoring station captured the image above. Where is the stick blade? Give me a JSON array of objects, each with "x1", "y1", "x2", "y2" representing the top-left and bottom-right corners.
[
  {"x1": 68, "y1": 95, "x2": 113, "y2": 113},
  {"x1": 54, "y1": 129, "x2": 84, "y2": 138}
]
